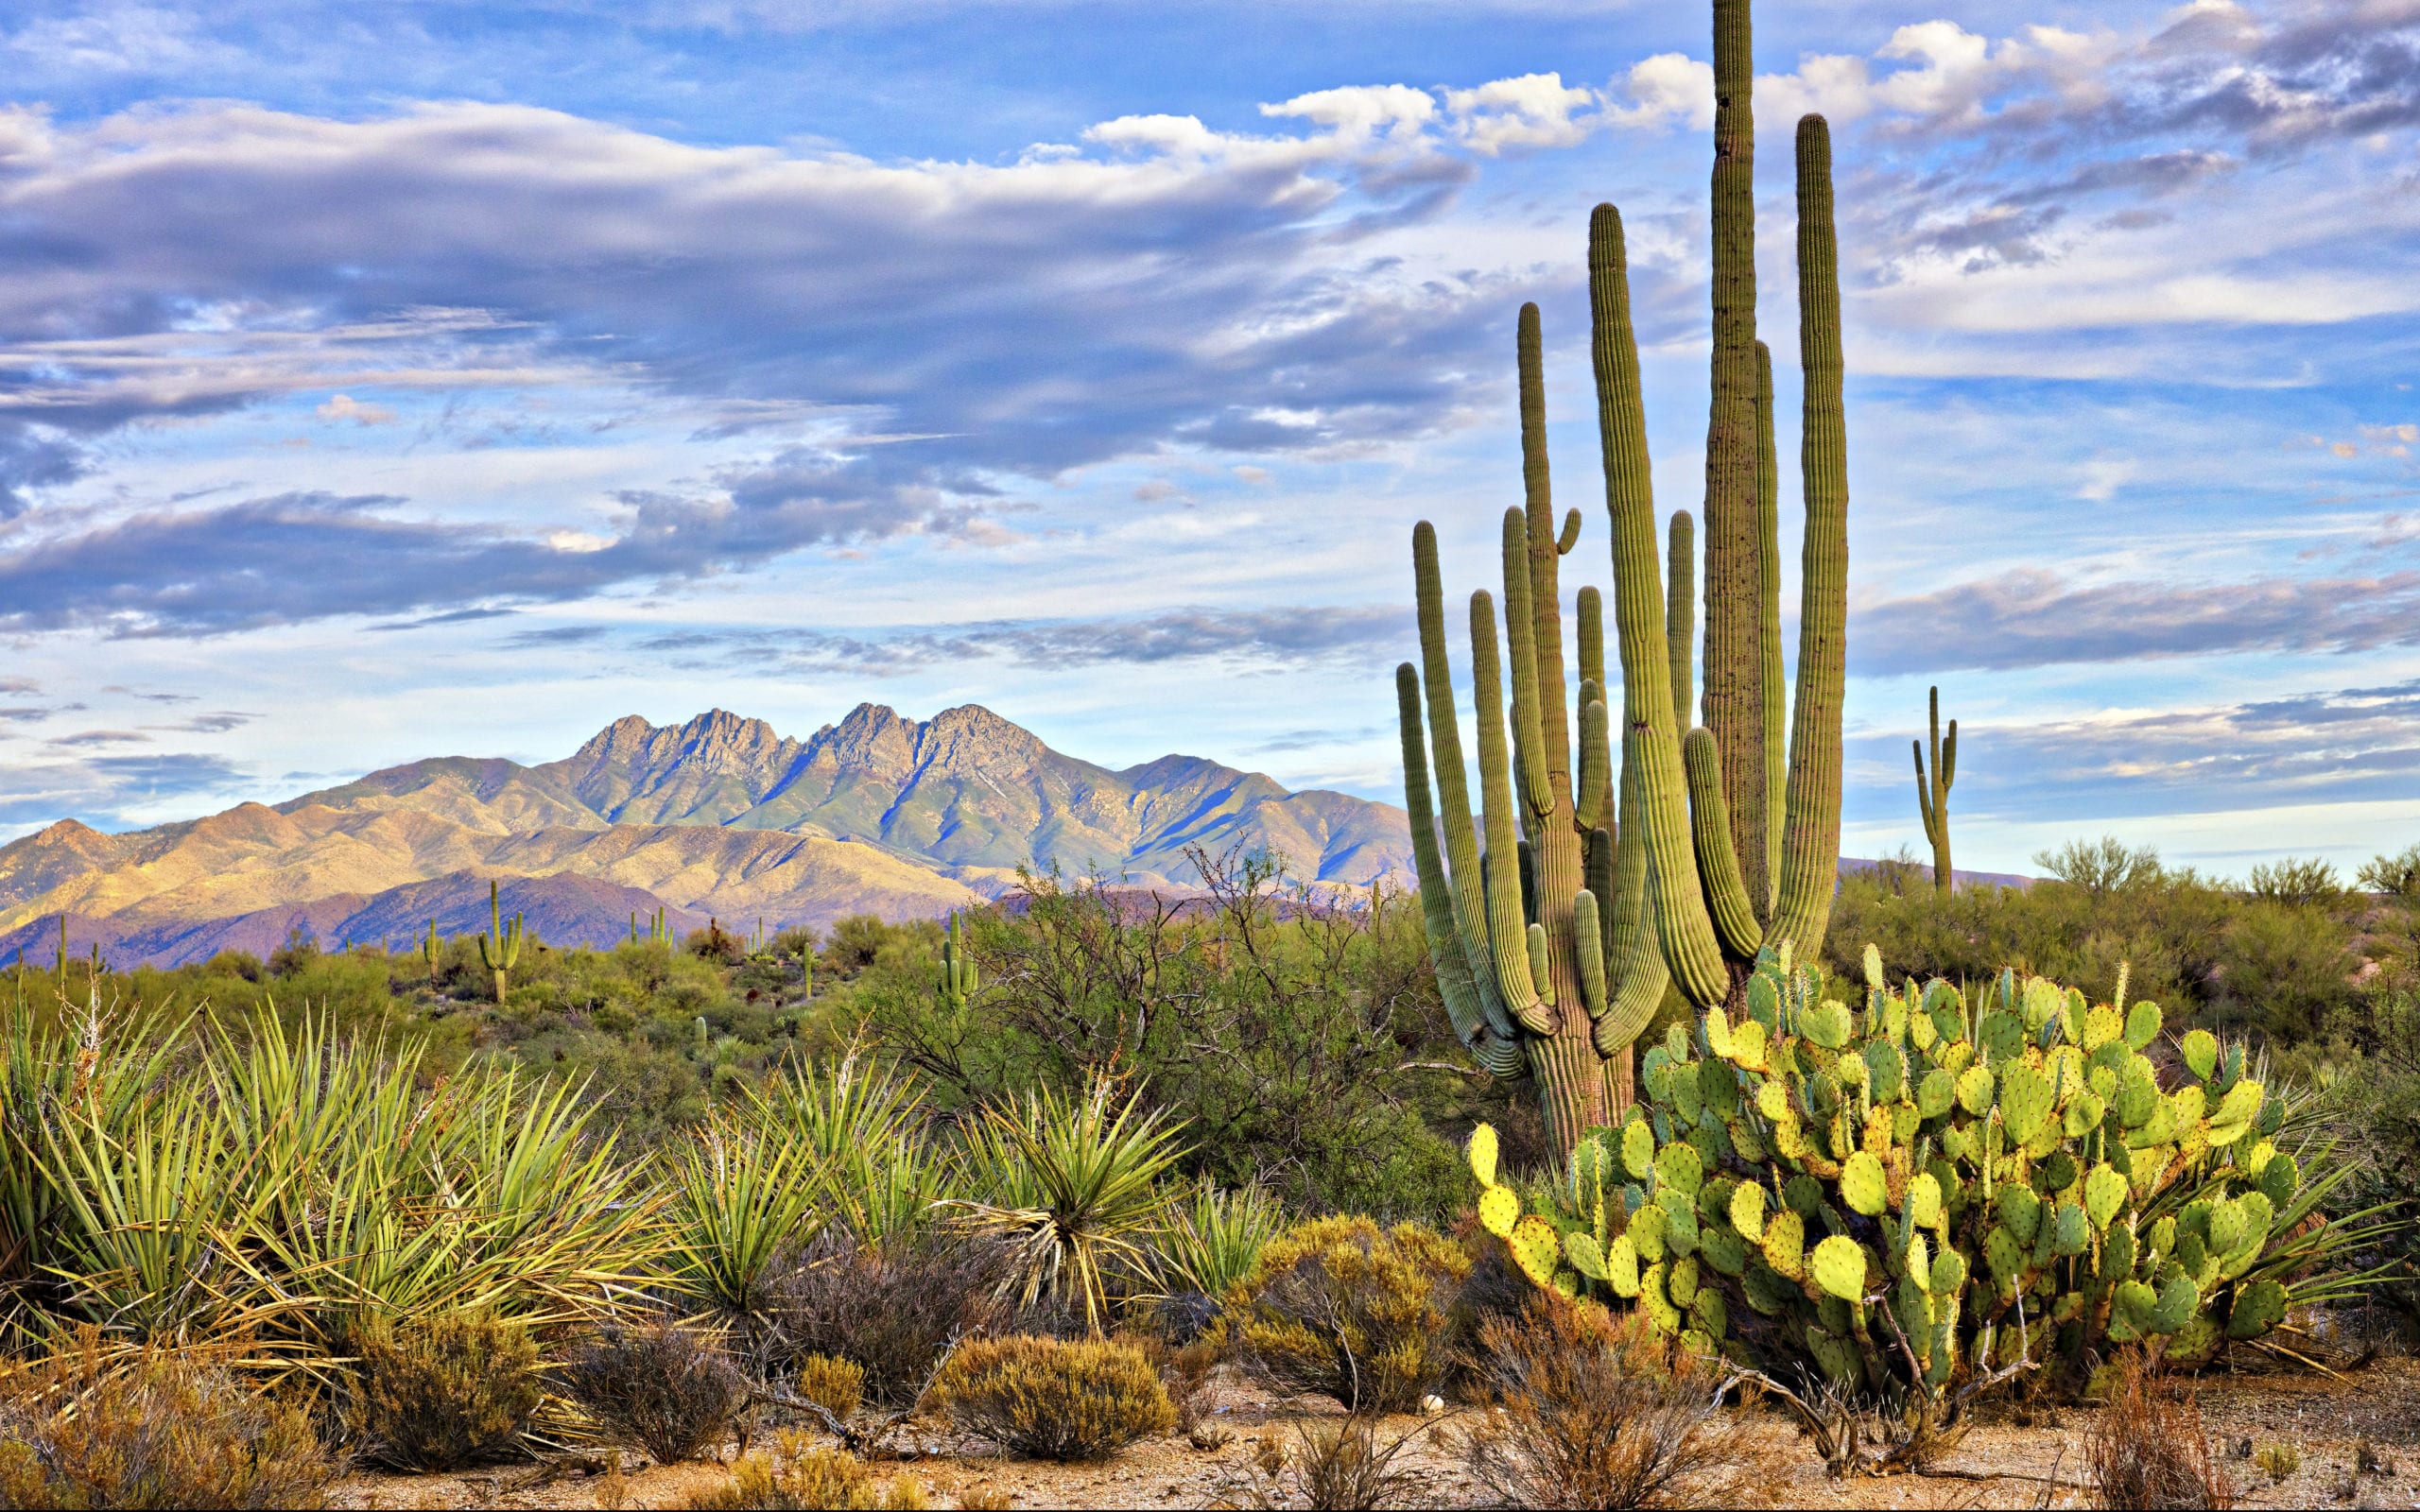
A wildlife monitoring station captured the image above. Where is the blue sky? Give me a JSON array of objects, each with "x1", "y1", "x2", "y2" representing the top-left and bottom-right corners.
[{"x1": 3, "y1": 0, "x2": 2420, "y2": 880}]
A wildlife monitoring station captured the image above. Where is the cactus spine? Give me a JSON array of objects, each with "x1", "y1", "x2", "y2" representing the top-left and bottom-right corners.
[
  {"x1": 1915, "y1": 686, "x2": 1957, "y2": 896},
  {"x1": 476, "y1": 879, "x2": 524, "y2": 1003},
  {"x1": 939, "y1": 910, "x2": 977, "y2": 1008}
]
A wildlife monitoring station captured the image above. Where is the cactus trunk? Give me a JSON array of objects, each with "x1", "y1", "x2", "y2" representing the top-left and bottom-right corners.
[{"x1": 1915, "y1": 685, "x2": 1957, "y2": 896}]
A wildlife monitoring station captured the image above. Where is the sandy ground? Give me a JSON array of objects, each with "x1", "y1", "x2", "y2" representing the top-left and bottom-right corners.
[{"x1": 329, "y1": 1353, "x2": 2420, "y2": 1511}]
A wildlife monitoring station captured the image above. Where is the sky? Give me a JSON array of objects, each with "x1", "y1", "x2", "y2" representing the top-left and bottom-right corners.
[{"x1": 3, "y1": 0, "x2": 2420, "y2": 880}]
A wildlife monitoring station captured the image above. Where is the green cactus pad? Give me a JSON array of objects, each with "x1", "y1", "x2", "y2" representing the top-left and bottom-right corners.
[
  {"x1": 1868, "y1": 1041, "x2": 1910, "y2": 1103},
  {"x1": 2205, "y1": 1197, "x2": 2246, "y2": 1257},
  {"x1": 2148, "y1": 1274, "x2": 2198, "y2": 1334},
  {"x1": 1467, "y1": 1123, "x2": 1500, "y2": 1188},
  {"x1": 2040, "y1": 1148, "x2": 2078, "y2": 1194},
  {"x1": 1690, "y1": 1288, "x2": 1729, "y2": 1340},
  {"x1": 2206, "y1": 1079, "x2": 2262, "y2": 1142},
  {"x1": 1606, "y1": 1233, "x2": 1640, "y2": 1297},
  {"x1": 1743, "y1": 1260, "x2": 1797, "y2": 1315},
  {"x1": 1807, "y1": 1328, "x2": 1863, "y2": 1387},
  {"x1": 2123, "y1": 1000, "x2": 2162, "y2": 1051},
  {"x1": 1728, "y1": 1018, "x2": 1770, "y2": 1071},
  {"x1": 2226, "y1": 1278, "x2": 2288, "y2": 1339},
  {"x1": 1915, "y1": 1069, "x2": 1956, "y2": 1119},
  {"x1": 1840, "y1": 1151, "x2": 1889, "y2": 1217},
  {"x1": 2258, "y1": 1150, "x2": 2299, "y2": 1207},
  {"x1": 1703, "y1": 1005, "x2": 1735, "y2": 1057},
  {"x1": 1564, "y1": 1228, "x2": 1608, "y2": 1281},
  {"x1": 1929, "y1": 1245, "x2": 1968, "y2": 1298},
  {"x1": 1996, "y1": 1186, "x2": 2042, "y2": 1246},
  {"x1": 2064, "y1": 1091, "x2": 2106, "y2": 1139},
  {"x1": 2052, "y1": 1201, "x2": 2089, "y2": 1256},
  {"x1": 2115, "y1": 1071, "x2": 2163, "y2": 1129},
  {"x1": 2114, "y1": 1278, "x2": 2157, "y2": 1328},
  {"x1": 1979, "y1": 1010, "x2": 2026, "y2": 1063},
  {"x1": 1670, "y1": 1063, "x2": 1703, "y2": 1123},
  {"x1": 1984, "y1": 1226, "x2": 2023, "y2": 1284},
  {"x1": 1639, "y1": 1263, "x2": 1683, "y2": 1334},
  {"x1": 2103, "y1": 1225, "x2": 2137, "y2": 1282},
  {"x1": 1783, "y1": 1174, "x2": 1824, "y2": 1217},
  {"x1": 1508, "y1": 1215, "x2": 1562, "y2": 1288},
  {"x1": 2180, "y1": 1028, "x2": 2219, "y2": 1082},
  {"x1": 1955, "y1": 1064, "x2": 1996, "y2": 1117},
  {"x1": 1699, "y1": 1057, "x2": 1741, "y2": 1117},
  {"x1": 1803, "y1": 999, "x2": 1853, "y2": 1050},
  {"x1": 1811, "y1": 1235, "x2": 1867, "y2": 1301},
  {"x1": 2257, "y1": 1094, "x2": 2286, "y2": 1138},
  {"x1": 1762, "y1": 1208, "x2": 1806, "y2": 1280},
  {"x1": 1754, "y1": 1079, "x2": 1791, "y2": 1123},
  {"x1": 1478, "y1": 1184, "x2": 1520, "y2": 1238},
  {"x1": 1730, "y1": 1181, "x2": 1768, "y2": 1242},
  {"x1": 2082, "y1": 1005, "x2": 2122, "y2": 1050},
  {"x1": 1621, "y1": 1120, "x2": 1656, "y2": 1178},
  {"x1": 1629, "y1": 1202, "x2": 1668, "y2": 1263},
  {"x1": 2084, "y1": 1164, "x2": 2127, "y2": 1229},
  {"x1": 1997, "y1": 1064, "x2": 2054, "y2": 1143},
  {"x1": 1662, "y1": 1199, "x2": 1701, "y2": 1259},
  {"x1": 1746, "y1": 972, "x2": 1781, "y2": 1030},
  {"x1": 2177, "y1": 1232, "x2": 2212, "y2": 1285},
  {"x1": 1904, "y1": 1230, "x2": 1932, "y2": 1290},
  {"x1": 1700, "y1": 1223, "x2": 1747, "y2": 1277},
  {"x1": 1668, "y1": 1253, "x2": 1701, "y2": 1307},
  {"x1": 1655, "y1": 1142, "x2": 1704, "y2": 1200},
  {"x1": 1907, "y1": 1172, "x2": 1943, "y2": 1229}
]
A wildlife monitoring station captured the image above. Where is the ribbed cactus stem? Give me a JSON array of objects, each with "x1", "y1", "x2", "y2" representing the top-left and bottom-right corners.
[
  {"x1": 1755, "y1": 338, "x2": 1786, "y2": 914},
  {"x1": 422, "y1": 918, "x2": 438, "y2": 983},
  {"x1": 1914, "y1": 684, "x2": 1956, "y2": 896},
  {"x1": 1397, "y1": 663, "x2": 1491, "y2": 1050},
  {"x1": 477, "y1": 878, "x2": 523, "y2": 1003},
  {"x1": 1771, "y1": 113, "x2": 1849, "y2": 962},
  {"x1": 1683, "y1": 729, "x2": 1764, "y2": 959},
  {"x1": 1413, "y1": 523, "x2": 1516, "y2": 1041},
  {"x1": 1588, "y1": 202, "x2": 1729, "y2": 1010},
  {"x1": 1470, "y1": 589, "x2": 1553, "y2": 1033},
  {"x1": 1572, "y1": 888, "x2": 1608, "y2": 1018},
  {"x1": 1666, "y1": 510, "x2": 1696, "y2": 730}
]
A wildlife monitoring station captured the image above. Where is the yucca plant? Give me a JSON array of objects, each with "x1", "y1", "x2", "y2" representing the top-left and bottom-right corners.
[
  {"x1": 1157, "y1": 1182, "x2": 1285, "y2": 1300},
  {"x1": 948, "y1": 1078, "x2": 1190, "y2": 1333},
  {"x1": 661, "y1": 1109, "x2": 821, "y2": 1319}
]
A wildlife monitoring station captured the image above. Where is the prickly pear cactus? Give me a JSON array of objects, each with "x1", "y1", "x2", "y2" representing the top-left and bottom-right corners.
[{"x1": 1468, "y1": 944, "x2": 2354, "y2": 1398}]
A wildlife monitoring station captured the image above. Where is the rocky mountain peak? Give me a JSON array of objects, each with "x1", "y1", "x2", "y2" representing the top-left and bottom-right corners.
[{"x1": 916, "y1": 703, "x2": 1046, "y2": 771}]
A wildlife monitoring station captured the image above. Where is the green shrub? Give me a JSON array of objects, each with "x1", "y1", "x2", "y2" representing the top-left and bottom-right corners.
[
  {"x1": 1219, "y1": 1214, "x2": 1471, "y2": 1412},
  {"x1": 350, "y1": 1310, "x2": 543, "y2": 1470},
  {"x1": 926, "y1": 1335, "x2": 1175, "y2": 1462},
  {"x1": 0, "y1": 1334, "x2": 339, "y2": 1510},
  {"x1": 558, "y1": 1320, "x2": 749, "y2": 1467}
]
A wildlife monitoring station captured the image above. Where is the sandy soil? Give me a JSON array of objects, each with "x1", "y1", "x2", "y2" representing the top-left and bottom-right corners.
[{"x1": 329, "y1": 1353, "x2": 2420, "y2": 1511}]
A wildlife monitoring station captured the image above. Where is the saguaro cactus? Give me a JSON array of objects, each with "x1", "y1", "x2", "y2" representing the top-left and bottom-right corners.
[
  {"x1": 420, "y1": 918, "x2": 439, "y2": 985},
  {"x1": 939, "y1": 910, "x2": 977, "y2": 1008},
  {"x1": 1914, "y1": 685, "x2": 1957, "y2": 896},
  {"x1": 477, "y1": 879, "x2": 524, "y2": 1003},
  {"x1": 1398, "y1": 0, "x2": 1850, "y2": 1156}
]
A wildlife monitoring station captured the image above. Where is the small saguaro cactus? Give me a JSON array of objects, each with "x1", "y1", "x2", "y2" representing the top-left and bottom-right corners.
[
  {"x1": 54, "y1": 914, "x2": 66, "y2": 980},
  {"x1": 800, "y1": 938, "x2": 816, "y2": 1000},
  {"x1": 477, "y1": 879, "x2": 524, "y2": 1003},
  {"x1": 420, "y1": 919, "x2": 439, "y2": 984},
  {"x1": 939, "y1": 911, "x2": 977, "y2": 1008},
  {"x1": 1913, "y1": 686, "x2": 1957, "y2": 897}
]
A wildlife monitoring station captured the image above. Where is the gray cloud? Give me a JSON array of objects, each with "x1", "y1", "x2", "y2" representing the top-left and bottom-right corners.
[
  {"x1": 48, "y1": 730, "x2": 149, "y2": 747},
  {"x1": 500, "y1": 625, "x2": 612, "y2": 648},
  {"x1": 637, "y1": 604, "x2": 1412, "y2": 676},
  {"x1": 1857, "y1": 567, "x2": 2420, "y2": 675},
  {"x1": 146, "y1": 712, "x2": 258, "y2": 733}
]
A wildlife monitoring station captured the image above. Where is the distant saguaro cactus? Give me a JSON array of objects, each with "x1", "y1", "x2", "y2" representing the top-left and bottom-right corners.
[
  {"x1": 477, "y1": 879, "x2": 524, "y2": 1003},
  {"x1": 420, "y1": 918, "x2": 440, "y2": 985},
  {"x1": 938, "y1": 911, "x2": 977, "y2": 1009},
  {"x1": 1913, "y1": 685, "x2": 1958, "y2": 896}
]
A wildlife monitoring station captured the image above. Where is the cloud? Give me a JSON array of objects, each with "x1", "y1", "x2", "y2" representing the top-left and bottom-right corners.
[
  {"x1": 1857, "y1": 566, "x2": 2420, "y2": 675},
  {"x1": 501, "y1": 625, "x2": 612, "y2": 647},
  {"x1": 49, "y1": 730, "x2": 150, "y2": 747},
  {"x1": 315, "y1": 393, "x2": 396, "y2": 424},
  {"x1": 1443, "y1": 73, "x2": 1597, "y2": 155},
  {"x1": 146, "y1": 712, "x2": 257, "y2": 733}
]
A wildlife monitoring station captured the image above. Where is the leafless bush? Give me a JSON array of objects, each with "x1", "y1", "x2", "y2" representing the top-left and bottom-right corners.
[
  {"x1": 558, "y1": 1319, "x2": 749, "y2": 1466},
  {"x1": 1458, "y1": 1297, "x2": 1768, "y2": 1510},
  {"x1": 763, "y1": 1232, "x2": 1006, "y2": 1407},
  {"x1": 2085, "y1": 1350, "x2": 2234, "y2": 1510}
]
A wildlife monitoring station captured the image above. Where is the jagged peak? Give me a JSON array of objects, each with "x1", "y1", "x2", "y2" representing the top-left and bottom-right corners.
[
  {"x1": 573, "y1": 713, "x2": 659, "y2": 756},
  {"x1": 33, "y1": 817, "x2": 102, "y2": 841}
]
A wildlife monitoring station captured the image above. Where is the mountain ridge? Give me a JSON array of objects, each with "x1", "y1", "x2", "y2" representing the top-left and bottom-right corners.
[{"x1": 0, "y1": 704, "x2": 1414, "y2": 967}]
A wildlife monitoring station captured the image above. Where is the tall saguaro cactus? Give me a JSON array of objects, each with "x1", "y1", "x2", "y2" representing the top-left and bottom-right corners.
[
  {"x1": 1914, "y1": 685, "x2": 1957, "y2": 896},
  {"x1": 1397, "y1": 0, "x2": 1850, "y2": 1157},
  {"x1": 477, "y1": 878, "x2": 524, "y2": 1004},
  {"x1": 939, "y1": 910, "x2": 977, "y2": 1009}
]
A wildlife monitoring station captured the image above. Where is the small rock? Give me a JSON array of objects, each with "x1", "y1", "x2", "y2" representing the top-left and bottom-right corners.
[{"x1": 1420, "y1": 1395, "x2": 1446, "y2": 1415}]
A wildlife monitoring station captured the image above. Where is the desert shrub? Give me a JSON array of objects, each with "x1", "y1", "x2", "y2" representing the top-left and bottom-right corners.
[
  {"x1": 764, "y1": 1232, "x2": 1007, "y2": 1407},
  {"x1": 349, "y1": 1310, "x2": 543, "y2": 1471},
  {"x1": 1458, "y1": 1297, "x2": 1759, "y2": 1510},
  {"x1": 558, "y1": 1320, "x2": 749, "y2": 1467},
  {"x1": 1219, "y1": 1215, "x2": 1470, "y2": 1413},
  {"x1": 685, "y1": 1433, "x2": 925, "y2": 1510},
  {"x1": 795, "y1": 1354, "x2": 865, "y2": 1419},
  {"x1": 0, "y1": 1334, "x2": 339, "y2": 1510},
  {"x1": 2085, "y1": 1352, "x2": 2233, "y2": 1510},
  {"x1": 1157, "y1": 1181, "x2": 1284, "y2": 1303},
  {"x1": 925, "y1": 1335, "x2": 1175, "y2": 1462},
  {"x1": 1248, "y1": 1414, "x2": 1441, "y2": 1512}
]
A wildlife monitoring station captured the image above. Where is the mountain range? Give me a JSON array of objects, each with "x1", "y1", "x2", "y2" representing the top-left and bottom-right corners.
[{"x1": 0, "y1": 705, "x2": 1415, "y2": 968}]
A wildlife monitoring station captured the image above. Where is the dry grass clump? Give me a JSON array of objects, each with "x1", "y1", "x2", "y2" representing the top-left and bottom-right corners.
[
  {"x1": 766, "y1": 1233, "x2": 1005, "y2": 1407},
  {"x1": 1457, "y1": 1297, "x2": 1767, "y2": 1510},
  {"x1": 349, "y1": 1309, "x2": 544, "y2": 1471},
  {"x1": 559, "y1": 1319, "x2": 751, "y2": 1466},
  {"x1": 1280, "y1": 1415, "x2": 1441, "y2": 1511},
  {"x1": 795, "y1": 1353, "x2": 866, "y2": 1419},
  {"x1": 926, "y1": 1334, "x2": 1175, "y2": 1462},
  {"x1": 2085, "y1": 1350, "x2": 2234, "y2": 1510},
  {"x1": 1219, "y1": 1215, "x2": 1470, "y2": 1413},
  {"x1": 684, "y1": 1433, "x2": 926, "y2": 1510},
  {"x1": 0, "y1": 1332, "x2": 339, "y2": 1510}
]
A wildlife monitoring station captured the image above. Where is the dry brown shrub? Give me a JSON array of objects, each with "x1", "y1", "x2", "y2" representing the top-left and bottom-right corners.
[
  {"x1": 0, "y1": 1330, "x2": 339, "y2": 1510},
  {"x1": 684, "y1": 1433, "x2": 925, "y2": 1510},
  {"x1": 1284, "y1": 1414, "x2": 1440, "y2": 1511},
  {"x1": 953, "y1": 1488, "x2": 1013, "y2": 1511},
  {"x1": 349, "y1": 1308, "x2": 544, "y2": 1471},
  {"x1": 925, "y1": 1334, "x2": 1174, "y2": 1462},
  {"x1": 766, "y1": 1233, "x2": 1007, "y2": 1407},
  {"x1": 1457, "y1": 1297, "x2": 1769, "y2": 1510},
  {"x1": 559, "y1": 1319, "x2": 750, "y2": 1466},
  {"x1": 2085, "y1": 1350, "x2": 2234, "y2": 1510}
]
